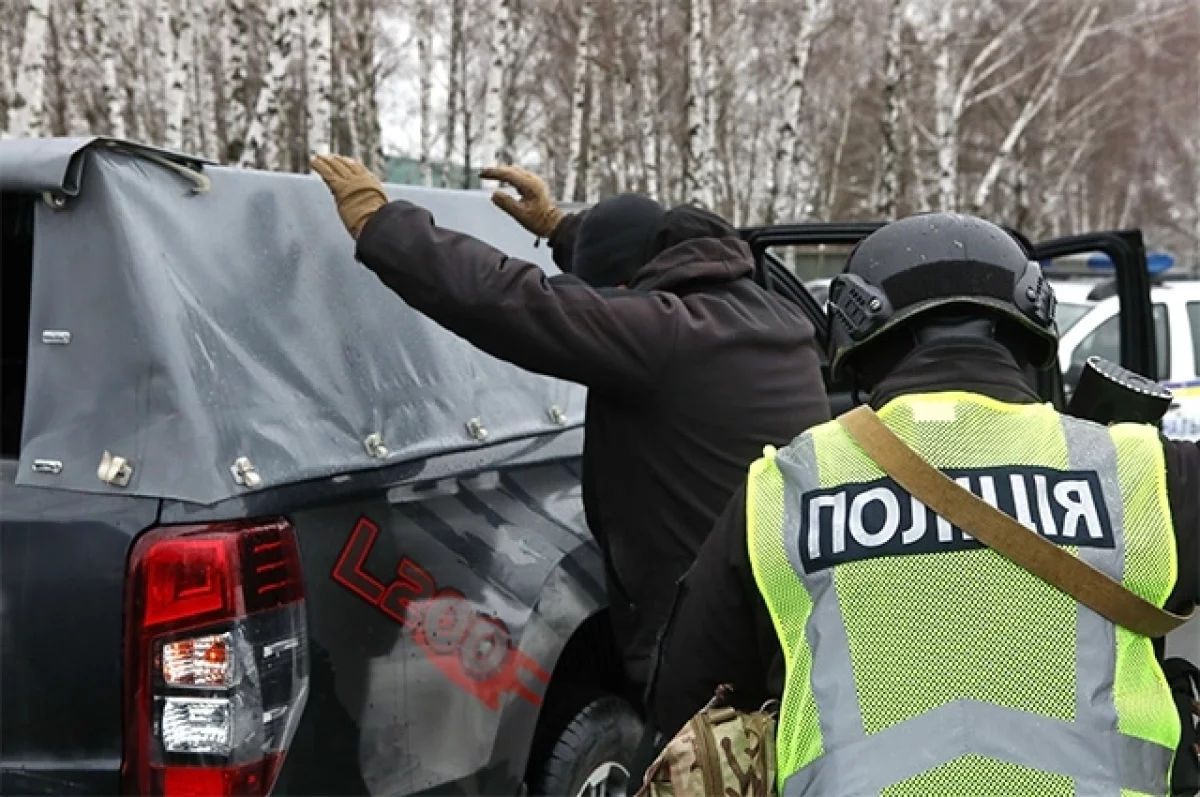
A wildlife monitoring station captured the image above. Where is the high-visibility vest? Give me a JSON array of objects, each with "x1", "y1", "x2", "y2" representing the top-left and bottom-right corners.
[{"x1": 746, "y1": 391, "x2": 1180, "y2": 797}]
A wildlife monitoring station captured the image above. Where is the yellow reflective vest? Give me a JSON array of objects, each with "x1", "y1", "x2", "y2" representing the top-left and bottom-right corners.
[{"x1": 747, "y1": 391, "x2": 1180, "y2": 796}]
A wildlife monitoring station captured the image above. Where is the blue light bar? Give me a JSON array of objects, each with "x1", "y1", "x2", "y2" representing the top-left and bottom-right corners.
[{"x1": 1085, "y1": 251, "x2": 1174, "y2": 274}]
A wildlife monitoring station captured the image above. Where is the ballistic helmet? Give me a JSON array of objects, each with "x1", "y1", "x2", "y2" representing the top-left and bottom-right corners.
[{"x1": 827, "y1": 213, "x2": 1057, "y2": 383}]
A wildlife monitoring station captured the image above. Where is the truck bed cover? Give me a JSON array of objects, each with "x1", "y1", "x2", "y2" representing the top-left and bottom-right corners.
[{"x1": 0, "y1": 138, "x2": 585, "y2": 505}]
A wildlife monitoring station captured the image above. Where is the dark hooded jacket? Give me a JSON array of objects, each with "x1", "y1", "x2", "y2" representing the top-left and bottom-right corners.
[{"x1": 355, "y1": 200, "x2": 831, "y2": 686}]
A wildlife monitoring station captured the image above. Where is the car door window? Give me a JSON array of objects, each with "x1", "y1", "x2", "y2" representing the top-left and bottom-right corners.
[{"x1": 1071, "y1": 304, "x2": 1170, "y2": 380}]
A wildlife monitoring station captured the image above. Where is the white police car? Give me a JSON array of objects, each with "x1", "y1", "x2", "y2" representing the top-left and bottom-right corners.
[{"x1": 1058, "y1": 281, "x2": 1200, "y2": 440}]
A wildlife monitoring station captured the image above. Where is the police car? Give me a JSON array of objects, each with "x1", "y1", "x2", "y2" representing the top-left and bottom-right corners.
[{"x1": 1059, "y1": 281, "x2": 1200, "y2": 440}]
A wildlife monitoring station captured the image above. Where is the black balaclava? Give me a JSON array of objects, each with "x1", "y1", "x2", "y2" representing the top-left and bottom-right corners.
[
  {"x1": 572, "y1": 194, "x2": 667, "y2": 288},
  {"x1": 643, "y1": 205, "x2": 739, "y2": 264}
]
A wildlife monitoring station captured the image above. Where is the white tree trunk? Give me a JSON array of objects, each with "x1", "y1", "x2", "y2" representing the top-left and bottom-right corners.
[
  {"x1": 635, "y1": 0, "x2": 658, "y2": 198},
  {"x1": 305, "y1": 0, "x2": 333, "y2": 156},
  {"x1": 683, "y1": 0, "x2": 715, "y2": 207},
  {"x1": 584, "y1": 64, "x2": 602, "y2": 203},
  {"x1": 196, "y1": 2, "x2": 218, "y2": 158},
  {"x1": 766, "y1": 0, "x2": 824, "y2": 222},
  {"x1": 353, "y1": 0, "x2": 382, "y2": 175},
  {"x1": 610, "y1": 30, "x2": 629, "y2": 193},
  {"x1": 932, "y1": 0, "x2": 957, "y2": 211},
  {"x1": 241, "y1": 0, "x2": 296, "y2": 168},
  {"x1": 165, "y1": 0, "x2": 195, "y2": 151},
  {"x1": 971, "y1": 4, "x2": 1099, "y2": 212},
  {"x1": 482, "y1": 0, "x2": 509, "y2": 175},
  {"x1": 0, "y1": 20, "x2": 11, "y2": 131},
  {"x1": 98, "y1": 0, "x2": 127, "y2": 138},
  {"x1": 223, "y1": 0, "x2": 253, "y2": 160},
  {"x1": 8, "y1": 0, "x2": 52, "y2": 136},
  {"x1": 875, "y1": 0, "x2": 904, "y2": 219},
  {"x1": 416, "y1": 0, "x2": 433, "y2": 185},
  {"x1": 65, "y1": 0, "x2": 93, "y2": 136},
  {"x1": 442, "y1": 0, "x2": 463, "y2": 187},
  {"x1": 563, "y1": 0, "x2": 592, "y2": 202}
]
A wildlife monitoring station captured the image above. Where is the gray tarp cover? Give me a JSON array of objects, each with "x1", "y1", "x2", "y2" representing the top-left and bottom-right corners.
[{"x1": 4, "y1": 139, "x2": 586, "y2": 505}]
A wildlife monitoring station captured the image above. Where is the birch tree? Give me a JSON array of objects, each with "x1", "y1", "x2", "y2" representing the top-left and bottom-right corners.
[
  {"x1": 562, "y1": 0, "x2": 592, "y2": 202},
  {"x1": 482, "y1": 0, "x2": 510, "y2": 175},
  {"x1": 416, "y1": 0, "x2": 433, "y2": 185},
  {"x1": 764, "y1": 0, "x2": 827, "y2": 222},
  {"x1": 223, "y1": 0, "x2": 253, "y2": 160},
  {"x1": 165, "y1": 0, "x2": 196, "y2": 150},
  {"x1": 970, "y1": 3, "x2": 1100, "y2": 212},
  {"x1": 241, "y1": 0, "x2": 298, "y2": 168},
  {"x1": 441, "y1": 0, "x2": 464, "y2": 186},
  {"x1": 305, "y1": 0, "x2": 333, "y2": 156},
  {"x1": 875, "y1": 0, "x2": 904, "y2": 219},
  {"x1": 8, "y1": 0, "x2": 53, "y2": 136},
  {"x1": 635, "y1": 0, "x2": 659, "y2": 198},
  {"x1": 683, "y1": 0, "x2": 715, "y2": 208}
]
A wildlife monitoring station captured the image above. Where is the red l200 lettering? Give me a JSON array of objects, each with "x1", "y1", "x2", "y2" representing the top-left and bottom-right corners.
[{"x1": 332, "y1": 516, "x2": 550, "y2": 709}]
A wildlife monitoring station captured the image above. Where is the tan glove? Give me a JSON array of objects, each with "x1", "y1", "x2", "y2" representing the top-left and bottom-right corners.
[
  {"x1": 480, "y1": 165, "x2": 564, "y2": 238},
  {"x1": 310, "y1": 154, "x2": 389, "y2": 239}
]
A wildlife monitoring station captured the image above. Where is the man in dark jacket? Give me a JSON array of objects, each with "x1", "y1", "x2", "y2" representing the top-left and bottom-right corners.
[
  {"x1": 649, "y1": 213, "x2": 1199, "y2": 794},
  {"x1": 309, "y1": 154, "x2": 831, "y2": 694}
]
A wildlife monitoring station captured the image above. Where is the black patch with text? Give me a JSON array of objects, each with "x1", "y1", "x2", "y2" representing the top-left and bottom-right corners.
[{"x1": 797, "y1": 466, "x2": 1115, "y2": 573}]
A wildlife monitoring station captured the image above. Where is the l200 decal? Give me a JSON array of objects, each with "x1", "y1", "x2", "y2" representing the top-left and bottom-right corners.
[{"x1": 332, "y1": 516, "x2": 550, "y2": 710}]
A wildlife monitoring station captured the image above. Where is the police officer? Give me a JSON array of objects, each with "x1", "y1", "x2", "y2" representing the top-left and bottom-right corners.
[{"x1": 650, "y1": 212, "x2": 1200, "y2": 795}]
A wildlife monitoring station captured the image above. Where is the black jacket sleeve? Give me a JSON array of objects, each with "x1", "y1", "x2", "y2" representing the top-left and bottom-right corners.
[
  {"x1": 354, "y1": 201, "x2": 680, "y2": 395},
  {"x1": 651, "y1": 485, "x2": 783, "y2": 738},
  {"x1": 1163, "y1": 437, "x2": 1200, "y2": 612}
]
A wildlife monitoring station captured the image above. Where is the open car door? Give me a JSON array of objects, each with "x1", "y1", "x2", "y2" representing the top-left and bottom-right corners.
[
  {"x1": 1031, "y1": 229, "x2": 1157, "y2": 409},
  {"x1": 739, "y1": 223, "x2": 1158, "y2": 417}
]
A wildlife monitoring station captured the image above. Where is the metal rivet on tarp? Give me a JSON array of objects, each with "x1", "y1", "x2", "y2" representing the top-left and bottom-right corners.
[
  {"x1": 42, "y1": 192, "x2": 67, "y2": 210},
  {"x1": 466, "y1": 417, "x2": 489, "y2": 442},
  {"x1": 32, "y1": 459, "x2": 63, "y2": 475},
  {"x1": 547, "y1": 405, "x2": 567, "y2": 426},
  {"x1": 41, "y1": 330, "x2": 71, "y2": 345},
  {"x1": 364, "y1": 433, "x2": 389, "y2": 459},
  {"x1": 97, "y1": 451, "x2": 133, "y2": 487},
  {"x1": 231, "y1": 456, "x2": 262, "y2": 489}
]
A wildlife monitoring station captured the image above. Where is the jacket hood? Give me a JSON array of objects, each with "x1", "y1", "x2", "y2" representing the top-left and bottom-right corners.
[{"x1": 628, "y1": 236, "x2": 755, "y2": 293}]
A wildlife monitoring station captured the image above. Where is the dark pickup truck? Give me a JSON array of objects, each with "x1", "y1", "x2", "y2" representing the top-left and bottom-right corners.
[{"x1": 1, "y1": 137, "x2": 1192, "y2": 797}]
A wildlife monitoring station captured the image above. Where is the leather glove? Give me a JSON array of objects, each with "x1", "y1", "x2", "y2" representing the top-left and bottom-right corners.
[
  {"x1": 311, "y1": 154, "x2": 389, "y2": 239},
  {"x1": 480, "y1": 165, "x2": 564, "y2": 238}
]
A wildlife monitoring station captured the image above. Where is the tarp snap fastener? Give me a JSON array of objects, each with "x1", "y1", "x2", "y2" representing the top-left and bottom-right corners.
[
  {"x1": 547, "y1": 405, "x2": 567, "y2": 426},
  {"x1": 231, "y1": 456, "x2": 262, "y2": 489},
  {"x1": 97, "y1": 451, "x2": 133, "y2": 487},
  {"x1": 364, "y1": 433, "x2": 389, "y2": 459},
  {"x1": 466, "y1": 417, "x2": 489, "y2": 442}
]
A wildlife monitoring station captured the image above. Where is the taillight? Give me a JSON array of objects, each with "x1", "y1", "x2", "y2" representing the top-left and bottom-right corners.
[{"x1": 123, "y1": 518, "x2": 309, "y2": 797}]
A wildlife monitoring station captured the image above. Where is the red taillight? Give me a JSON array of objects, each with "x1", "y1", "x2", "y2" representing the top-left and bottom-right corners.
[{"x1": 123, "y1": 519, "x2": 309, "y2": 797}]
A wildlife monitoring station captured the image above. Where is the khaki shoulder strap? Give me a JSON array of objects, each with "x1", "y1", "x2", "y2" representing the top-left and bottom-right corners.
[{"x1": 837, "y1": 405, "x2": 1192, "y2": 638}]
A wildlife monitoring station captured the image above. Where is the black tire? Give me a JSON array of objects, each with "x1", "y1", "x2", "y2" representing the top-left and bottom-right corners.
[{"x1": 529, "y1": 692, "x2": 644, "y2": 797}]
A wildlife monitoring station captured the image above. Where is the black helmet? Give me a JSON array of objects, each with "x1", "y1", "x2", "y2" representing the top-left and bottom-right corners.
[{"x1": 827, "y1": 213, "x2": 1057, "y2": 382}]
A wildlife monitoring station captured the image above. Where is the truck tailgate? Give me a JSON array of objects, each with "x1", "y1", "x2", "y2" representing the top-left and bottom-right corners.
[{"x1": 0, "y1": 464, "x2": 159, "y2": 794}]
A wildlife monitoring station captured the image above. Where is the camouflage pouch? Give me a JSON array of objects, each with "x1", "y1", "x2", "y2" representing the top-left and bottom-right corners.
[{"x1": 635, "y1": 685, "x2": 779, "y2": 797}]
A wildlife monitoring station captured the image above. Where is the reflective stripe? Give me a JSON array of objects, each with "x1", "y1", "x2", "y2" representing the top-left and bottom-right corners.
[
  {"x1": 781, "y1": 700, "x2": 1174, "y2": 797},
  {"x1": 777, "y1": 436, "x2": 866, "y2": 753},
  {"x1": 1062, "y1": 419, "x2": 1126, "y2": 779}
]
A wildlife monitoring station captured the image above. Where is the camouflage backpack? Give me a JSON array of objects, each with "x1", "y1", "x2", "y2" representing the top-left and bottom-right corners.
[{"x1": 636, "y1": 685, "x2": 779, "y2": 797}]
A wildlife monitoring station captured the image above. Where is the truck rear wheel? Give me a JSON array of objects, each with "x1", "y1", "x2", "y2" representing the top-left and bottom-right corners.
[{"x1": 529, "y1": 691, "x2": 643, "y2": 797}]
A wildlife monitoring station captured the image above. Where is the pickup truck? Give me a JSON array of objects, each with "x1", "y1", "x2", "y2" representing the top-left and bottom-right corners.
[{"x1": 1, "y1": 138, "x2": 1193, "y2": 797}]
